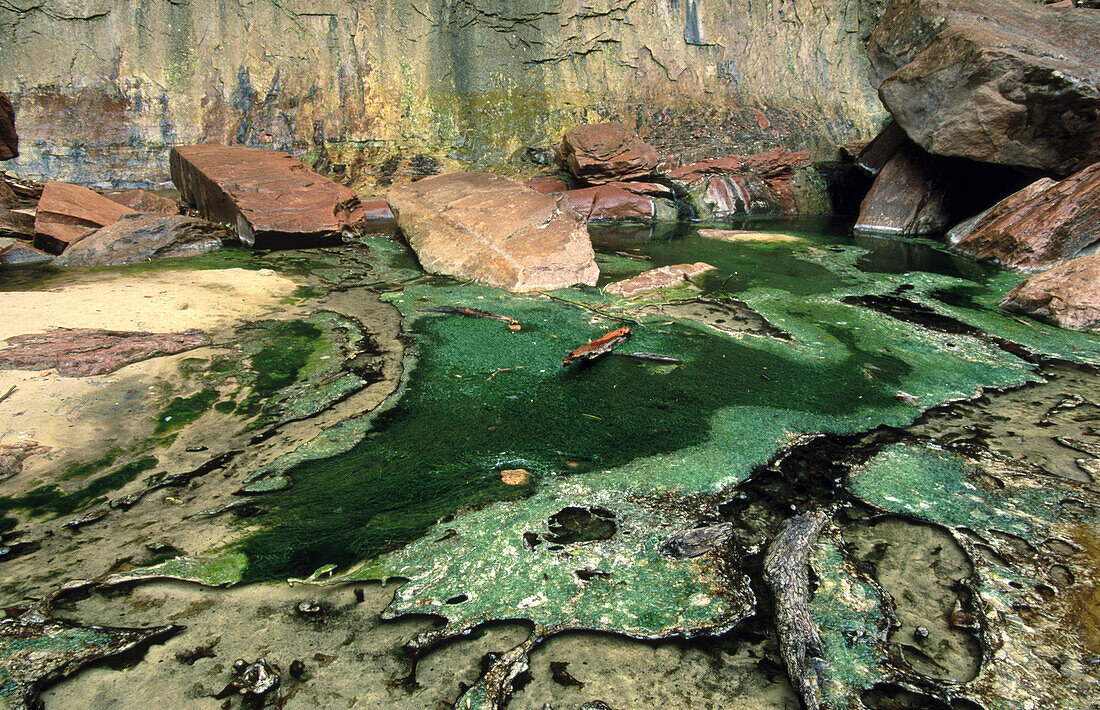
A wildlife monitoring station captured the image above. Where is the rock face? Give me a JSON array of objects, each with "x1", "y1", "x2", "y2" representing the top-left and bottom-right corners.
[
  {"x1": 33, "y1": 181, "x2": 135, "y2": 254},
  {"x1": 0, "y1": 241, "x2": 52, "y2": 269},
  {"x1": 55, "y1": 214, "x2": 228, "y2": 267},
  {"x1": 387, "y1": 172, "x2": 598, "y2": 292},
  {"x1": 556, "y1": 123, "x2": 659, "y2": 185},
  {"x1": 868, "y1": 0, "x2": 1100, "y2": 175},
  {"x1": 1000, "y1": 255, "x2": 1100, "y2": 331},
  {"x1": 0, "y1": 1, "x2": 887, "y2": 189},
  {"x1": 605, "y1": 263, "x2": 715, "y2": 298},
  {"x1": 951, "y1": 163, "x2": 1100, "y2": 271},
  {"x1": 170, "y1": 145, "x2": 363, "y2": 248},
  {"x1": 562, "y1": 183, "x2": 678, "y2": 223},
  {"x1": 0, "y1": 328, "x2": 210, "y2": 377},
  {"x1": 106, "y1": 189, "x2": 179, "y2": 215},
  {"x1": 855, "y1": 142, "x2": 952, "y2": 236},
  {"x1": 0, "y1": 91, "x2": 15, "y2": 160}
]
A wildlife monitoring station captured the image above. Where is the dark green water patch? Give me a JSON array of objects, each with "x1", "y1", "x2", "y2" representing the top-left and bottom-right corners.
[
  {"x1": 235, "y1": 320, "x2": 324, "y2": 416},
  {"x1": 0, "y1": 456, "x2": 158, "y2": 524},
  {"x1": 154, "y1": 388, "x2": 220, "y2": 434},
  {"x1": 56, "y1": 449, "x2": 122, "y2": 482},
  {"x1": 236, "y1": 295, "x2": 974, "y2": 580},
  {"x1": 853, "y1": 233, "x2": 996, "y2": 281}
]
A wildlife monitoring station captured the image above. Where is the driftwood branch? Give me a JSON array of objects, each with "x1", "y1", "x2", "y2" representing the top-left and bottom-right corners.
[{"x1": 763, "y1": 511, "x2": 829, "y2": 710}]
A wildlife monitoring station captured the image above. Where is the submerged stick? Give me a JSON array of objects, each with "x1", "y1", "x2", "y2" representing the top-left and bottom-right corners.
[
  {"x1": 763, "y1": 511, "x2": 829, "y2": 710},
  {"x1": 539, "y1": 292, "x2": 642, "y2": 325},
  {"x1": 0, "y1": 385, "x2": 14, "y2": 405},
  {"x1": 418, "y1": 306, "x2": 520, "y2": 330},
  {"x1": 620, "y1": 351, "x2": 682, "y2": 364}
]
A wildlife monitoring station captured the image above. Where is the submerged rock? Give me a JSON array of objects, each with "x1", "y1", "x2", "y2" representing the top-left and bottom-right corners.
[
  {"x1": 105, "y1": 189, "x2": 180, "y2": 215},
  {"x1": 0, "y1": 91, "x2": 15, "y2": 160},
  {"x1": 605, "y1": 262, "x2": 715, "y2": 298},
  {"x1": 868, "y1": 0, "x2": 1100, "y2": 175},
  {"x1": 387, "y1": 172, "x2": 598, "y2": 292},
  {"x1": 951, "y1": 162, "x2": 1100, "y2": 271},
  {"x1": 555, "y1": 122, "x2": 659, "y2": 185},
  {"x1": 55, "y1": 213, "x2": 228, "y2": 267},
  {"x1": 0, "y1": 327, "x2": 210, "y2": 377},
  {"x1": 1000, "y1": 255, "x2": 1100, "y2": 332},
  {"x1": 170, "y1": 145, "x2": 365, "y2": 248},
  {"x1": 33, "y1": 181, "x2": 135, "y2": 254},
  {"x1": 855, "y1": 142, "x2": 952, "y2": 236}
]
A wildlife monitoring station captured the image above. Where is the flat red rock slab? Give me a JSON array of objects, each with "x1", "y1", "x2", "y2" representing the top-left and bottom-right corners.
[
  {"x1": 0, "y1": 328, "x2": 210, "y2": 377},
  {"x1": 951, "y1": 162, "x2": 1100, "y2": 272},
  {"x1": 667, "y1": 148, "x2": 810, "y2": 183},
  {"x1": 170, "y1": 145, "x2": 364, "y2": 248},
  {"x1": 562, "y1": 184, "x2": 656, "y2": 221},
  {"x1": 525, "y1": 177, "x2": 570, "y2": 194},
  {"x1": 34, "y1": 182, "x2": 135, "y2": 254},
  {"x1": 605, "y1": 262, "x2": 716, "y2": 298},
  {"x1": 106, "y1": 189, "x2": 180, "y2": 215}
]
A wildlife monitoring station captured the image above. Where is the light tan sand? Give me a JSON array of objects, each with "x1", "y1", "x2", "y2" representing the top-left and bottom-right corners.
[{"x1": 697, "y1": 228, "x2": 808, "y2": 244}]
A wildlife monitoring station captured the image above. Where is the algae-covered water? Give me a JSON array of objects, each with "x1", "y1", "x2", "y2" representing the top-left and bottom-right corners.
[{"x1": 11, "y1": 219, "x2": 1099, "y2": 710}]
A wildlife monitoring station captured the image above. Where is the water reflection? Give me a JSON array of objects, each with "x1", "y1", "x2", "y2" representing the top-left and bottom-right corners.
[{"x1": 854, "y1": 232, "x2": 994, "y2": 281}]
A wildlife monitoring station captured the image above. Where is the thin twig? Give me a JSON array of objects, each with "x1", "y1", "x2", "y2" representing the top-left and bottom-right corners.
[
  {"x1": 539, "y1": 293, "x2": 644, "y2": 326},
  {"x1": 0, "y1": 385, "x2": 15, "y2": 405}
]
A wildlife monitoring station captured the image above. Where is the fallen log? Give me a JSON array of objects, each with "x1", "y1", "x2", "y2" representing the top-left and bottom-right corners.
[
  {"x1": 763, "y1": 511, "x2": 829, "y2": 710},
  {"x1": 562, "y1": 327, "x2": 632, "y2": 366}
]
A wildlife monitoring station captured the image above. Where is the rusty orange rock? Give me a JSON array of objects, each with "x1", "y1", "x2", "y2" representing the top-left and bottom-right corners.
[{"x1": 33, "y1": 182, "x2": 135, "y2": 254}]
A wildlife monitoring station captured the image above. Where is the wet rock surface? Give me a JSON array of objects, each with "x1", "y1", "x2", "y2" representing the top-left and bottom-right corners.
[
  {"x1": 33, "y1": 181, "x2": 135, "y2": 254},
  {"x1": 561, "y1": 183, "x2": 676, "y2": 224},
  {"x1": 951, "y1": 162, "x2": 1100, "y2": 272},
  {"x1": 387, "y1": 172, "x2": 599, "y2": 292},
  {"x1": 868, "y1": 0, "x2": 1100, "y2": 175},
  {"x1": 55, "y1": 214, "x2": 229, "y2": 267},
  {"x1": 0, "y1": 91, "x2": 15, "y2": 161},
  {"x1": 0, "y1": 328, "x2": 210, "y2": 376},
  {"x1": 1000, "y1": 255, "x2": 1100, "y2": 331},
  {"x1": 855, "y1": 142, "x2": 953, "y2": 236},
  {"x1": 170, "y1": 145, "x2": 364, "y2": 248},
  {"x1": 604, "y1": 262, "x2": 715, "y2": 298}
]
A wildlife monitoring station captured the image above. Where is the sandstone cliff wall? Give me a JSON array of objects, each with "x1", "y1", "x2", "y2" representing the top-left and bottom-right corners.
[{"x1": 0, "y1": 0, "x2": 888, "y2": 191}]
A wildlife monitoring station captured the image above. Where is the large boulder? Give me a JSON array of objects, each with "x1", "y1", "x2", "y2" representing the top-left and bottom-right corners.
[
  {"x1": 556, "y1": 122, "x2": 659, "y2": 185},
  {"x1": 54, "y1": 214, "x2": 229, "y2": 267},
  {"x1": 387, "y1": 172, "x2": 599, "y2": 292},
  {"x1": 0, "y1": 92, "x2": 15, "y2": 161},
  {"x1": 170, "y1": 145, "x2": 365, "y2": 248},
  {"x1": 33, "y1": 182, "x2": 135, "y2": 254},
  {"x1": 868, "y1": 0, "x2": 1100, "y2": 175},
  {"x1": 1000, "y1": 255, "x2": 1100, "y2": 332},
  {"x1": 855, "y1": 142, "x2": 952, "y2": 236},
  {"x1": 951, "y1": 162, "x2": 1100, "y2": 271},
  {"x1": 561, "y1": 182, "x2": 678, "y2": 223}
]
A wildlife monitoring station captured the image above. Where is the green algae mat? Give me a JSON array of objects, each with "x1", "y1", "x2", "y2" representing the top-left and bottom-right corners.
[{"x1": 88, "y1": 225, "x2": 1100, "y2": 709}]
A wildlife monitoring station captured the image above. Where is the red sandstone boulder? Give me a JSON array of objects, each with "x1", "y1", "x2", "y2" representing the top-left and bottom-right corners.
[
  {"x1": 951, "y1": 163, "x2": 1100, "y2": 271},
  {"x1": 562, "y1": 182, "x2": 677, "y2": 223},
  {"x1": 853, "y1": 122, "x2": 908, "y2": 176},
  {"x1": 556, "y1": 122, "x2": 659, "y2": 185},
  {"x1": 1000, "y1": 255, "x2": 1100, "y2": 331},
  {"x1": 33, "y1": 181, "x2": 135, "y2": 254},
  {"x1": 106, "y1": 189, "x2": 180, "y2": 215},
  {"x1": 55, "y1": 214, "x2": 229, "y2": 267},
  {"x1": 855, "y1": 143, "x2": 952, "y2": 236},
  {"x1": 605, "y1": 263, "x2": 716, "y2": 298},
  {"x1": 170, "y1": 145, "x2": 365, "y2": 248},
  {"x1": 0, "y1": 92, "x2": 16, "y2": 161},
  {"x1": 0, "y1": 207, "x2": 34, "y2": 240},
  {"x1": 359, "y1": 199, "x2": 396, "y2": 223},
  {"x1": 868, "y1": 0, "x2": 1100, "y2": 176},
  {"x1": 386, "y1": 172, "x2": 598, "y2": 292}
]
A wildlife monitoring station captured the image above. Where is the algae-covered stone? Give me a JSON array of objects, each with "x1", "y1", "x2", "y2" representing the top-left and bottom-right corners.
[{"x1": 387, "y1": 172, "x2": 599, "y2": 292}]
